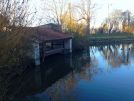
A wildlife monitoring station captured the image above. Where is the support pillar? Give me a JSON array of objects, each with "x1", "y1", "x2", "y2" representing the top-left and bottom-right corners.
[
  {"x1": 64, "y1": 39, "x2": 72, "y2": 53},
  {"x1": 39, "y1": 42, "x2": 45, "y2": 63},
  {"x1": 33, "y1": 42, "x2": 40, "y2": 66}
]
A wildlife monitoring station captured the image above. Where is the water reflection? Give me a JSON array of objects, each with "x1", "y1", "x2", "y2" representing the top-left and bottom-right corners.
[
  {"x1": 95, "y1": 44, "x2": 132, "y2": 67},
  {"x1": 1, "y1": 43, "x2": 134, "y2": 101}
]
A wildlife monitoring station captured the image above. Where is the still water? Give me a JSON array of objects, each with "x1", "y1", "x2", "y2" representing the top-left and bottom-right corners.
[{"x1": 5, "y1": 43, "x2": 134, "y2": 101}]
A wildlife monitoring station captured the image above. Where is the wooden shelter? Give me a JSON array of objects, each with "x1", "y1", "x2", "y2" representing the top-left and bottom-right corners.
[{"x1": 33, "y1": 27, "x2": 72, "y2": 66}]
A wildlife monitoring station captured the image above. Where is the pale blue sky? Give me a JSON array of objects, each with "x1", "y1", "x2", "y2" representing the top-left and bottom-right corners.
[{"x1": 30, "y1": 0, "x2": 134, "y2": 27}]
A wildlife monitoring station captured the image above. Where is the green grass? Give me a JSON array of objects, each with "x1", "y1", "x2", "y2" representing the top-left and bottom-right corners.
[
  {"x1": 89, "y1": 33, "x2": 134, "y2": 40},
  {"x1": 73, "y1": 33, "x2": 134, "y2": 50}
]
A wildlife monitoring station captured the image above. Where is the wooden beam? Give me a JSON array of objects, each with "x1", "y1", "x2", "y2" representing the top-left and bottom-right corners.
[{"x1": 39, "y1": 42, "x2": 45, "y2": 62}]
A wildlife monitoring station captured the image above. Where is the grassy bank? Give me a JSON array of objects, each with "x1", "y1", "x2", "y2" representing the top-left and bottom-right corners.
[
  {"x1": 73, "y1": 33, "x2": 134, "y2": 50},
  {"x1": 89, "y1": 33, "x2": 134, "y2": 45},
  {"x1": 89, "y1": 33, "x2": 134, "y2": 39}
]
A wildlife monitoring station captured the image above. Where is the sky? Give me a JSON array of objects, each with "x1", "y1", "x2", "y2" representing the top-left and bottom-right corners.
[
  {"x1": 30, "y1": 0, "x2": 134, "y2": 27},
  {"x1": 93, "y1": 0, "x2": 134, "y2": 27}
]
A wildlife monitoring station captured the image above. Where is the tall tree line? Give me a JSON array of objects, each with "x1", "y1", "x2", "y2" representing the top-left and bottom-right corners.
[{"x1": 101, "y1": 9, "x2": 134, "y2": 33}]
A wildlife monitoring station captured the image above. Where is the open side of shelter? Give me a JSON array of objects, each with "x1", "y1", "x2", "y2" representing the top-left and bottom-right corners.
[{"x1": 33, "y1": 28, "x2": 72, "y2": 66}]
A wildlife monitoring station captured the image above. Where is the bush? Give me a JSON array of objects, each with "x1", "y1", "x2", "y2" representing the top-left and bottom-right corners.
[{"x1": 73, "y1": 34, "x2": 89, "y2": 51}]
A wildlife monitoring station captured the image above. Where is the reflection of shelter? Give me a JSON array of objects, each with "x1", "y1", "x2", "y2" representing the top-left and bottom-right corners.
[
  {"x1": 33, "y1": 27, "x2": 72, "y2": 66},
  {"x1": 3, "y1": 54, "x2": 73, "y2": 101}
]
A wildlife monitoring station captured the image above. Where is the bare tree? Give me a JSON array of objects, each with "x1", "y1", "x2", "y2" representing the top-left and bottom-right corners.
[
  {"x1": 122, "y1": 10, "x2": 131, "y2": 32},
  {"x1": 43, "y1": 0, "x2": 68, "y2": 30},
  {"x1": 107, "y1": 9, "x2": 123, "y2": 33},
  {"x1": 76, "y1": 0, "x2": 95, "y2": 35}
]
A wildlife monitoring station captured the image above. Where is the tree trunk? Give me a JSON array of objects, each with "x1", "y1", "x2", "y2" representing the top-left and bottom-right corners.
[{"x1": 86, "y1": 18, "x2": 90, "y2": 35}]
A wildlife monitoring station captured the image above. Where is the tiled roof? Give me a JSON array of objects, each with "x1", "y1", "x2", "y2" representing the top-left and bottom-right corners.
[{"x1": 36, "y1": 28, "x2": 72, "y2": 42}]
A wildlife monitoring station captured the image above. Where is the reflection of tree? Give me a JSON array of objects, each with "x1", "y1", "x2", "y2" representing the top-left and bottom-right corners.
[
  {"x1": 44, "y1": 48, "x2": 101, "y2": 101},
  {"x1": 3, "y1": 44, "x2": 133, "y2": 101},
  {"x1": 45, "y1": 66, "x2": 98, "y2": 101},
  {"x1": 120, "y1": 44, "x2": 131, "y2": 65},
  {"x1": 130, "y1": 43, "x2": 134, "y2": 57},
  {"x1": 99, "y1": 44, "x2": 131, "y2": 68},
  {"x1": 45, "y1": 72, "x2": 76, "y2": 101}
]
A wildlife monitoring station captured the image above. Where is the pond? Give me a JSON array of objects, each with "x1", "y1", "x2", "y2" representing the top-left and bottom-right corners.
[{"x1": 3, "y1": 43, "x2": 134, "y2": 101}]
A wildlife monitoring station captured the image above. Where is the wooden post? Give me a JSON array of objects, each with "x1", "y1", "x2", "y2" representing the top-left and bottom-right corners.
[
  {"x1": 64, "y1": 39, "x2": 72, "y2": 53},
  {"x1": 33, "y1": 42, "x2": 40, "y2": 66},
  {"x1": 39, "y1": 42, "x2": 45, "y2": 63}
]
